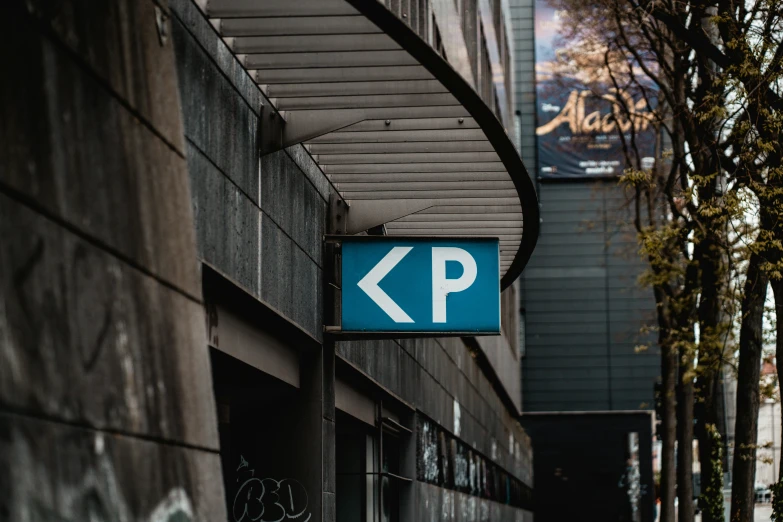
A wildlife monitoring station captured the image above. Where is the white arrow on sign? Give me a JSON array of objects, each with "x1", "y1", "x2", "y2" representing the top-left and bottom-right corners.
[{"x1": 357, "y1": 246, "x2": 414, "y2": 323}]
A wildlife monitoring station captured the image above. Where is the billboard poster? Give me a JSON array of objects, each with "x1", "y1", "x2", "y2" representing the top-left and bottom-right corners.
[{"x1": 534, "y1": 0, "x2": 657, "y2": 179}]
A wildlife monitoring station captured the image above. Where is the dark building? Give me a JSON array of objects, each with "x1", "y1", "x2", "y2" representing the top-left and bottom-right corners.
[
  {"x1": 522, "y1": 412, "x2": 655, "y2": 522},
  {"x1": 1, "y1": 1, "x2": 539, "y2": 522},
  {"x1": 510, "y1": 0, "x2": 659, "y2": 412},
  {"x1": 520, "y1": 183, "x2": 660, "y2": 412},
  {"x1": 510, "y1": 0, "x2": 659, "y2": 519}
]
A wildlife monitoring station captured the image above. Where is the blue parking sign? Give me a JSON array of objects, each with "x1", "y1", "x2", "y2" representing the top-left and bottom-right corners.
[{"x1": 341, "y1": 237, "x2": 500, "y2": 333}]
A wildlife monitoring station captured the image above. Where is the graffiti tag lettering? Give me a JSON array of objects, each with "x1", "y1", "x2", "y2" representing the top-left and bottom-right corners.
[{"x1": 232, "y1": 456, "x2": 311, "y2": 522}]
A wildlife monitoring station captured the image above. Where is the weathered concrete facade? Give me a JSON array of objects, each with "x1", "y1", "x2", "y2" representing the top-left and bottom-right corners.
[
  {"x1": 2, "y1": 0, "x2": 534, "y2": 521},
  {"x1": 0, "y1": 1, "x2": 224, "y2": 519}
]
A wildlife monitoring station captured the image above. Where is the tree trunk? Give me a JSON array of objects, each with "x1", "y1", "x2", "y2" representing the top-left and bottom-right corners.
[
  {"x1": 695, "y1": 217, "x2": 727, "y2": 522},
  {"x1": 771, "y1": 278, "x2": 783, "y2": 520},
  {"x1": 702, "y1": 423, "x2": 727, "y2": 522},
  {"x1": 697, "y1": 371, "x2": 726, "y2": 522},
  {"x1": 730, "y1": 252, "x2": 768, "y2": 522},
  {"x1": 661, "y1": 321, "x2": 679, "y2": 522},
  {"x1": 678, "y1": 358, "x2": 695, "y2": 522}
]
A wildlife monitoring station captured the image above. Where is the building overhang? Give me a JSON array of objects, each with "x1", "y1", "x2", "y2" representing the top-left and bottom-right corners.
[{"x1": 195, "y1": 0, "x2": 539, "y2": 289}]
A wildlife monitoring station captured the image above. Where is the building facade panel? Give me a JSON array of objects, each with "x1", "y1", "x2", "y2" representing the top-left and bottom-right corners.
[
  {"x1": 0, "y1": 2, "x2": 224, "y2": 519},
  {"x1": 1, "y1": 413, "x2": 227, "y2": 521},
  {"x1": 173, "y1": 14, "x2": 261, "y2": 204},
  {"x1": 518, "y1": 181, "x2": 658, "y2": 413},
  {"x1": 3, "y1": 0, "x2": 536, "y2": 520},
  {"x1": 187, "y1": 141, "x2": 263, "y2": 296}
]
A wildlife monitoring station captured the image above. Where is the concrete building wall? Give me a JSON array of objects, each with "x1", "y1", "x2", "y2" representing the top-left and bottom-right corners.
[
  {"x1": 171, "y1": 0, "x2": 327, "y2": 342},
  {"x1": 0, "y1": 1, "x2": 224, "y2": 519},
  {"x1": 2, "y1": 0, "x2": 534, "y2": 520},
  {"x1": 170, "y1": 0, "x2": 534, "y2": 520},
  {"x1": 338, "y1": 338, "x2": 532, "y2": 485}
]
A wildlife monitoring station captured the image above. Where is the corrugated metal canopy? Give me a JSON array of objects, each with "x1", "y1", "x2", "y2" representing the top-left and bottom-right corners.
[{"x1": 195, "y1": 0, "x2": 539, "y2": 288}]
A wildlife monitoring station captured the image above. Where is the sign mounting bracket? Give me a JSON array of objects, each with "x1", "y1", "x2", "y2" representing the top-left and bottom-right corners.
[{"x1": 344, "y1": 199, "x2": 437, "y2": 235}]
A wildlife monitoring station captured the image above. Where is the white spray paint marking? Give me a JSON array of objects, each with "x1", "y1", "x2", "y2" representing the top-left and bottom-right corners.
[
  {"x1": 453, "y1": 400, "x2": 461, "y2": 437},
  {"x1": 94, "y1": 433, "x2": 105, "y2": 455},
  {"x1": 231, "y1": 456, "x2": 311, "y2": 522},
  {"x1": 149, "y1": 488, "x2": 193, "y2": 522}
]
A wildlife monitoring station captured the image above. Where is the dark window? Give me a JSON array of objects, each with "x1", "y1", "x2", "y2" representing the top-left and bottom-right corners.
[
  {"x1": 211, "y1": 349, "x2": 315, "y2": 522},
  {"x1": 381, "y1": 424, "x2": 402, "y2": 522},
  {"x1": 337, "y1": 411, "x2": 370, "y2": 522},
  {"x1": 337, "y1": 408, "x2": 412, "y2": 522}
]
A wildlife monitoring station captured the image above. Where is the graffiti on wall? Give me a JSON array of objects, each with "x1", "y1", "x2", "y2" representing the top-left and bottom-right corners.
[
  {"x1": 617, "y1": 433, "x2": 643, "y2": 522},
  {"x1": 232, "y1": 455, "x2": 311, "y2": 522},
  {"x1": 416, "y1": 417, "x2": 533, "y2": 511},
  {"x1": 6, "y1": 428, "x2": 198, "y2": 522}
]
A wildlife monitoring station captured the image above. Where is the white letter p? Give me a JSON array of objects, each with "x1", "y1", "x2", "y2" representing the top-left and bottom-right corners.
[{"x1": 432, "y1": 247, "x2": 477, "y2": 323}]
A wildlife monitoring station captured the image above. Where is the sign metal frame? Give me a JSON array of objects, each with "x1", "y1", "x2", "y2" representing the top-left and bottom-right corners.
[{"x1": 324, "y1": 235, "x2": 502, "y2": 339}]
